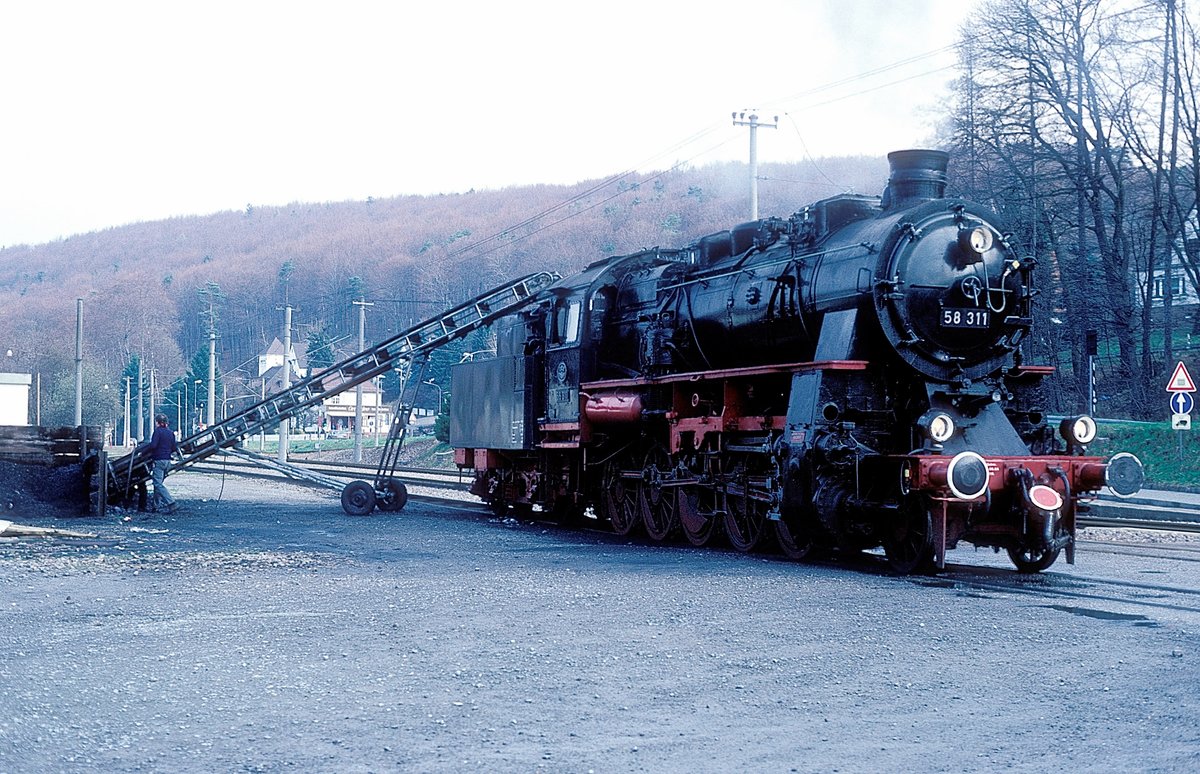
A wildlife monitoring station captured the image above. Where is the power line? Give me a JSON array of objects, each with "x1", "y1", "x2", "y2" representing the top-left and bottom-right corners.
[
  {"x1": 442, "y1": 44, "x2": 971, "y2": 265},
  {"x1": 452, "y1": 135, "x2": 742, "y2": 266},
  {"x1": 444, "y1": 123, "x2": 729, "y2": 262},
  {"x1": 784, "y1": 65, "x2": 959, "y2": 114},
  {"x1": 765, "y1": 43, "x2": 962, "y2": 111}
]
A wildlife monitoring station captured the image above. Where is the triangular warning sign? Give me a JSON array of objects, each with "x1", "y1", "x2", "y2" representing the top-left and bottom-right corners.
[{"x1": 1167, "y1": 361, "x2": 1196, "y2": 392}]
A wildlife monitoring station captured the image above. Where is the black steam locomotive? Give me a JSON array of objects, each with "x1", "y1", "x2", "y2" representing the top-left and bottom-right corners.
[{"x1": 449, "y1": 150, "x2": 1144, "y2": 573}]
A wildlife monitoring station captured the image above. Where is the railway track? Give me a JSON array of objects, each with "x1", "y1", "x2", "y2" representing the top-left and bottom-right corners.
[
  {"x1": 187, "y1": 453, "x2": 1200, "y2": 535},
  {"x1": 190, "y1": 454, "x2": 470, "y2": 489}
]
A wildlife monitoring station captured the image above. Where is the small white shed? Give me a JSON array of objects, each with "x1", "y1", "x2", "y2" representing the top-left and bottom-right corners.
[{"x1": 0, "y1": 373, "x2": 32, "y2": 426}]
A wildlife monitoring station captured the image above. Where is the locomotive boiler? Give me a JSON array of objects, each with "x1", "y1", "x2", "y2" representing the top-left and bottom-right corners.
[{"x1": 449, "y1": 149, "x2": 1144, "y2": 573}]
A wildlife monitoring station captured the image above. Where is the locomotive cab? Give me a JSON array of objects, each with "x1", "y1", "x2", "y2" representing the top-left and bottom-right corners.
[{"x1": 544, "y1": 291, "x2": 585, "y2": 425}]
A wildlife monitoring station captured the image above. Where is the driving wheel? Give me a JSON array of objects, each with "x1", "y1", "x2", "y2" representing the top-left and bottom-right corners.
[
  {"x1": 638, "y1": 447, "x2": 679, "y2": 541},
  {"x1": 601, "y1": 459, "x2": 640, "y2": 536},
  {"x1": 1007, "y1": 545, "x2": 1061, "y2": 574},
  {"x1": 678, "y1": 484, "x2": 719, "y2": 547},
  {"x1": 774, "y1": 517, "x2": 813, "y2": 561},
  {"x1": 724, "y1": 467, "x2": 768, "y2": 552},
  {"x1": 883, "y1": 495, "x2": 936, "y2": 574}
]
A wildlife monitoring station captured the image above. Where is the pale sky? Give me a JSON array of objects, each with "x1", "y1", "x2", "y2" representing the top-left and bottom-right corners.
[{"x1": 0, "y1": 0, "x2": 978, "y2": 248}]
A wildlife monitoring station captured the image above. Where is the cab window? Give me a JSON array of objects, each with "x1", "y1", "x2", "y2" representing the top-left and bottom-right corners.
[{"x1": 551, "y1": 299, "x2": 581, "y2": 345}]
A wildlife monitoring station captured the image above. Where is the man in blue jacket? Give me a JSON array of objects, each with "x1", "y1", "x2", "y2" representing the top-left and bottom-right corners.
[{"x1": 145, "y1": 413, "x2": 179, "y2": 513}]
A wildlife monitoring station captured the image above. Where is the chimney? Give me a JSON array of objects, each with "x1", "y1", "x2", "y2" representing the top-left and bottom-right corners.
[{"x1": 882, "y1": 149, "x2": 949, "y2": 210}]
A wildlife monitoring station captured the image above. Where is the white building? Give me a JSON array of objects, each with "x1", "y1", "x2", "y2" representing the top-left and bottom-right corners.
[
  {"x1": 257, "y1": 337, "x2": 306, "y2": 383},
  {"x1": 0, "y1": 373, "x2": 32, "y2": 426},
  {"x1": 316, "y1": 372, "x2": 393, "y2": 434},
  {"x1": 251, "y1": 339, "x2": 392, "y2": 435},
  {"x1": 1147, "y1": 267, "x2": 1199, "y2": 308}
]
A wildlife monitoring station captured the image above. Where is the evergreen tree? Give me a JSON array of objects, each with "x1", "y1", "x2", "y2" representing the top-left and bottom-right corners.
[
  {"x1": 164, "y1": 349, "x2": 225, "y2": 432},
  {"x1": 306, "y1": 327, "x2": 336, "y2": 371},
  {"x1": 278, "y1": 261, "x2": 295, "y2": 303}
]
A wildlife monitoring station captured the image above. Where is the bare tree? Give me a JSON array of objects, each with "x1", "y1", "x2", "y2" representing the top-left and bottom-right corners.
[{"x1": 943, "y1": 0, "x2": 1196, "y2": 417}]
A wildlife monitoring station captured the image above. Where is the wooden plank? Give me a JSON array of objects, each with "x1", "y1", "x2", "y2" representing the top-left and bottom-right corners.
[
  {"x1": 0, "y1": 440, "x2": 54, "y2": 452},
  {"x1": 0, "y1": 424, "x2": 104, "y2": 467},
  {"x1": 0, "y1": 521, "x2": 98, "y2": 539},
  {"x1": 0, "y1": 451, "x2": 56, "y2": 466}
]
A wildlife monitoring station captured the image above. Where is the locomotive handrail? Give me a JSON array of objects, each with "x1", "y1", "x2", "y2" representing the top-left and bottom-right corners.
[
  {"x1": 107, "y1": 271, "x2": 561, "y2": 496},
  {"x1": 658, "y1": 242, "x2": 867, "y2": 292},
  {"x1": 580, "y1": 359, "x2": 869, "y2": 390}
]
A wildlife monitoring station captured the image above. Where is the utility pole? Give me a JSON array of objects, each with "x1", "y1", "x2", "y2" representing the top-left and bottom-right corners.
[
  {"x1": 136, "y1": 358, "x2": 144, "y2": 443},
  {"x1": 258, "y1": 379, "x2": 266, "y2": 452},
  {"x1": 123, "y1": 376, "x2": 131, "y2": 446},
  {"x1": 73, "y1": 298, "x2": 83, "y2": 427},
  {"x1": 207, "y1": 294, "x2": 217, "y2": 428},
  {"x1": 149, "y1": 369, "x2": 156, "y2": 429},
  {"x1": 732, "y1": 111, "x2": 777, "y2": 220},
  {"x1": 278, "y1": 305, "x2": 293, "y2": 463},
  {"x1": 352, "y1": 299, "x2": 374, "y2": 463}
]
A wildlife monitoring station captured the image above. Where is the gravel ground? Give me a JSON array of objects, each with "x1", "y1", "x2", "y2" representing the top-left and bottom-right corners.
[{"x1": 1, "y1": 471, "x2": 1198, "y2": 773}]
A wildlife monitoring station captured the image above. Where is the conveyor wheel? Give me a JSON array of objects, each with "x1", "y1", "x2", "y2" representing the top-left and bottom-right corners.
[
  {"x1": 376, "y1": 480, "x2": 409, "y2": 512},
  {"x1": 341, "y1": 480, "x2": 377, "y2": 516}
]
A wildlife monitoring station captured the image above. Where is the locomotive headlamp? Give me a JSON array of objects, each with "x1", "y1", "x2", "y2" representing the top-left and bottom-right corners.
[
  {"x1": 1060, "y1": 414, "x2": 1098, "y2": 445},
  {"x1": 917, "y1": 411, "x2": 955, "y2": 444},
  {"x1": 958, "y1": 225, "x2": 994, "y2": 256}
]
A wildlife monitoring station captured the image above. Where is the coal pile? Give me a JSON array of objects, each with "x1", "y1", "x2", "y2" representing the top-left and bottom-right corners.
[{"x1": 0, "y1": 460, "x2": 89, "y2": 519}]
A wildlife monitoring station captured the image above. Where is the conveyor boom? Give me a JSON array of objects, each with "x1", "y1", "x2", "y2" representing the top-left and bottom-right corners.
[{"x1": 107, "y1": 272, "x2": 559, "y2": 499}]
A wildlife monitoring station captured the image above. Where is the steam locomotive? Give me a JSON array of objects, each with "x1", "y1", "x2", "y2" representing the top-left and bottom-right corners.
[{"x1": 449, "y1": 150, "x2": 1144, "y2": 573}]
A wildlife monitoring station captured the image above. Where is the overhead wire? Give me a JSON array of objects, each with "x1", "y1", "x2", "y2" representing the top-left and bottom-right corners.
[
  {"x1": 762, "y1": 43, "x2": 963, "y2": 112},
  {"x1": 454, "y1": 134, "x2": 743, "y2": 265},
  {"x1": 444, "y1": 122, "x2": 730, "y2": 262},
  {"x1": 443, "y1": 43, "x2": 971, "y2": 266},
  {"x1": 313, "y1": 3, "x2": 1165, "y2": 302}
]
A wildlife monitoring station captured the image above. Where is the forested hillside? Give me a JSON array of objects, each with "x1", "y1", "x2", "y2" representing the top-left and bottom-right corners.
[{"x1": 0, "y1": 156, "x2": 886, "y2": 427}]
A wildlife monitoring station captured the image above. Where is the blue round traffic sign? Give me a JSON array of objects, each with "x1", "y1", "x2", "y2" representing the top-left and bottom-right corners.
[{"x1": 1171, "y1": 391, "x2": 1194, "y2": 415}]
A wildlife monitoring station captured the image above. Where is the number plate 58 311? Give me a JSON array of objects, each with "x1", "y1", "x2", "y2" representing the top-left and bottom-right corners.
[{"x1": 941, "y1": 308, "x2": 989, "y2": 328}]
